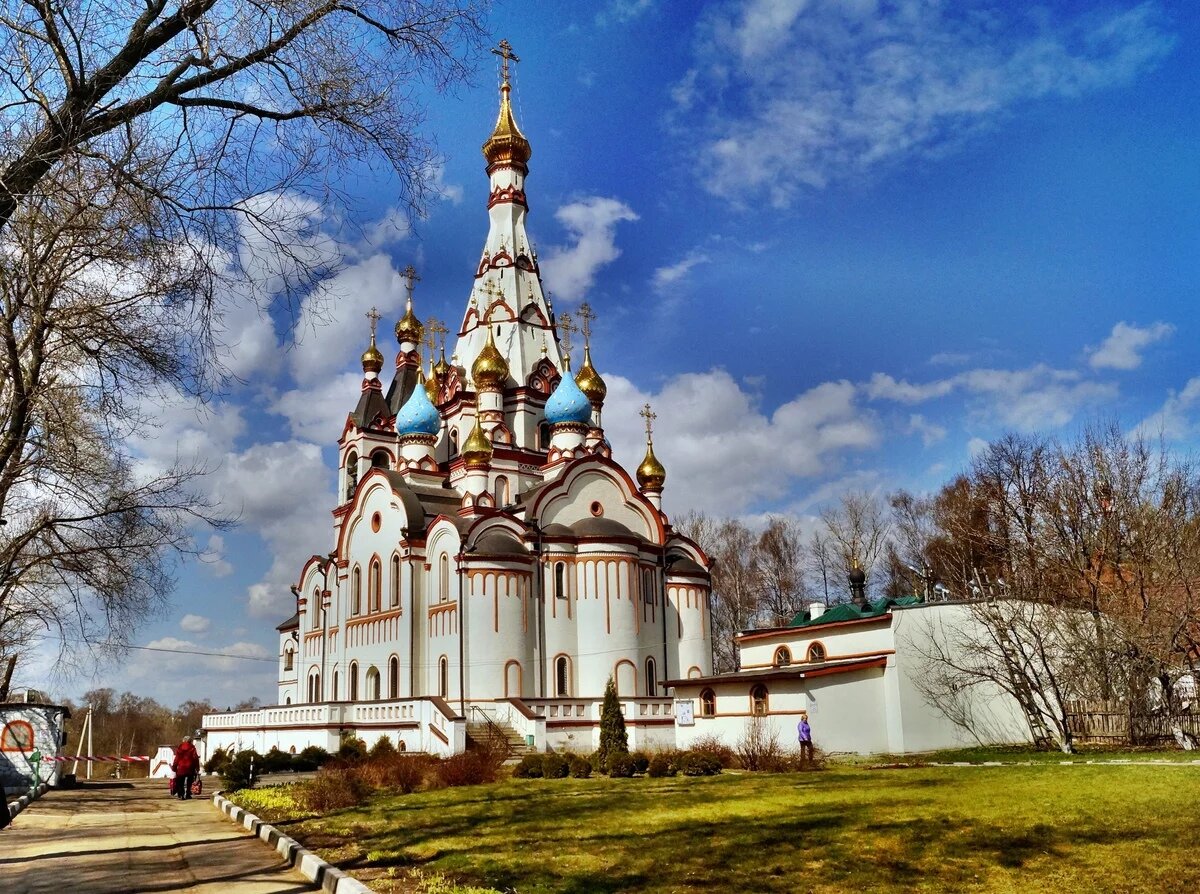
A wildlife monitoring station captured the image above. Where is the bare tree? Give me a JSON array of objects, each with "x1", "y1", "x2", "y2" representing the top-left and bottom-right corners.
[
  {"x1": 0, "y1": 1, "x2": 486, "y2": 688},
  {"x1": 754, "y1": 516, "x2": 806, "y2": 627},
  {"x1": 817, "y1": 491, "x2": 890, "y2": 599},
  {"x1": 806, "y1": 528, "x2": 836, "y2": 604}
]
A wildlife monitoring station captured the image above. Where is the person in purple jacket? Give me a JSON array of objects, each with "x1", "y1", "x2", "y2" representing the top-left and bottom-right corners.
[{"x1": 797, "y1": 711, "x2": 813, "y2": 763}]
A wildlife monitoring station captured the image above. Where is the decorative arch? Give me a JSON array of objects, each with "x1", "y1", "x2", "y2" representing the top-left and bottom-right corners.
[
  {"x1": 528, "y1": 456, "x2": 666, "y2": 544},
  {"x1": 687, "y1": 666, "x2": 703, "y2": 679},
  {"x1": 1, "y1": 720, "x2": 35, "y2": 752},
  {"x1": 504, "y1": 660, "x2": 523, "y2": 697},
  {"x1": 366, "y1": 666, "x2": 381, "y2": 700},
  {"x1": 370, "y1": 448, "x2": 392, "y2": 469},
  {"x1": 614, "y1": 659, "x2": 637, "y2": 697}
]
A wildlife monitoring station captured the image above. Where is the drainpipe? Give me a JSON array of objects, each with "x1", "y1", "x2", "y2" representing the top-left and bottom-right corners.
[
  {"x1": 533, "y1": 521, "x2": 546, "y2": 698},
  {"x1": 660, "y1": 550, "x2": 670, "y2": 696},
  {"x1": 457, "y1": 551, "x2": 466, "y2": 717}
]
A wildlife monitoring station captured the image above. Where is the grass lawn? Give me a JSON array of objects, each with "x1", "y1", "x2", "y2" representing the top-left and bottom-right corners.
[{"x1": 234, "y1": 763, "x2": 1200, "y2": 894}]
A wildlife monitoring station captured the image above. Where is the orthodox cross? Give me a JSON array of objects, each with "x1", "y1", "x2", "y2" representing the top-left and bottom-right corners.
[
  {"x1": 492, "y1": 39, "x2": 519, "y2": 87},
  {"x1": 428, "y1": 317, "x2": 448, "y2": 355},
  {"x1": 401, "y1": 265, "x2": 420, "y2": 301},
  {"x1": 556, "y1": 311, "x2": 577, "y2": 359},
  {"x1": 640, "y1": 403, "x2": 657, "y2": 442},
  {"x1": 423, "y1": 317, "x2": 443, "y2": 368},
  {"x1": 578, "y1": 302, "x2": 595, "y2": 347},
  {"x1": 365, "y1": 306, "x2": 381, "y2": 341}
]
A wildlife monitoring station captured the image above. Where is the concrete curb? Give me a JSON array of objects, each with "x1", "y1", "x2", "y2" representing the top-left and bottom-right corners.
[
  {"x1": 5, "y1": 781, "x2": 50, "y2": 822},
  {"x1": 211, "y1": 792, "x2": 372, "y2": 894}
]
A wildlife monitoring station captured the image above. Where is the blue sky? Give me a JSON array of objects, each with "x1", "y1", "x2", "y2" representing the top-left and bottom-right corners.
[{"x1": 23, "y1": 1, "x2": 1200, "y2": 708}]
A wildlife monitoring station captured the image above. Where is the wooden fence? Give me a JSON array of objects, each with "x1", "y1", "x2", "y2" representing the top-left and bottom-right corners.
[{"x1": 1065, "y1": 699, "x2": 1200, "y2": 746}]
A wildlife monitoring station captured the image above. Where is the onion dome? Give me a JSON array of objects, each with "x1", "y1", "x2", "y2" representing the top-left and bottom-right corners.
[
  {"x1": 637, "y1": 441, "x2": 667, "y2": 491},
  {"x1": 544, "y1": 359, "x2": 592, "y2": 425},
  {"x1": 461, "y1": 417, "x2": 493, "y2": 468},
  {"x1": 395, "y1": 299, "x2": 424, "y2": 346},
  {"x1": 482, "y1": 82, "x2": 532, "y2": 172},
  {"x1": 472, "y1": 327, "x2": 509, "y2": 390},
  {"x1": 361, "y1": 335, "x2": 384, "y2": 374},
  {"x1": 575, "y1": 345, "x2": 607, "y2": 404},
  {"x1": 396, "y1": 372, "x2": 441, "y2": 436},
  {"x1": 848, "y1": 563, "x2": 867, "y2": 586}
]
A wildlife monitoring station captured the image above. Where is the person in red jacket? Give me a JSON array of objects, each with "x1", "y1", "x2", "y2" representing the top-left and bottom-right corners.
[{"x1": 171, "y1": 736, "x2": 200, "y2": 800}]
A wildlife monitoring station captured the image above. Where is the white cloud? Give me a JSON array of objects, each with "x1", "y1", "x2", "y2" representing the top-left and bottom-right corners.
[
  {"x1": 540, "y1": 197, "x2": 639, "y2": 303},
  {"x1": 1135, "y1": 377, "x2": 1200, "y2": 441},
  {"x1": 678, "y1": 2, "x2": 1175, "y2": 205},
  {"x1": 198, "y1": 534, "x2": 233, "y2": 578},
  {"x1": 867, "y1": 364, "x2": 1117, "y2": 431},
  {"x1": 652, "y1": 249, "x2": 711, "y2": 292},
  {"x1": 603, "y1": 369, "x2": 879, "y2": 515},
  {"x1": 1088, "y1": 320, "x2": 1174, "y2": 370},
  {"x1": 180, "y1": 614, "x2": 211, "y2": 634},
  {"x1": 907, "y1": 413, "x2": 947, "y2": 446},
  {"x1": 274, "y1": 372, "x2": 363, "y2": 444}
]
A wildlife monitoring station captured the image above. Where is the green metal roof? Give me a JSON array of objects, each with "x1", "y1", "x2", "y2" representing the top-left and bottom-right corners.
[{"x1": 787, "y1": 596, "x2": 922, "y2": 628}]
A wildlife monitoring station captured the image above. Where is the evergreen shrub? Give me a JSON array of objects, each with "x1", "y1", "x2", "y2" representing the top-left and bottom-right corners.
[
  {"x1": 369, "y1": 736, "x2": 397, "y2": 758},
  {"x1": 542, "y1": 753, "x2": 570, "y2": 779},
  {"x1": 261, "y1": 746, "x2": 293, "y2": 774},
  {"x1": 568, "y1": 756, "x2": 592, "y2": 778},
  {"x1": 647, "y1": 754, "x2": 676, "y2": 777},
  {"x1": 607, "y1": 752, "x2": 637, "y2": 778},
  {"x1": 513, "y1": 754, "x2": 544, "y2": 778},
  {"x1": 203, "y1": 746, "x2": 231, "y2": 776},
  {"x1": 291, "y1": 745, "x2": 332, "y2": 772},
  {"x1": 220, "y1": 749, "x2": 262, "y2": 791},
  {"x1": 596, "y1": 676, "x2": 629, "y2": 772},
  {"x1": 678, "y1": 751, "x2": 722, "y2": 777},
  {"x1": 629, "y1": 751, "x2": 650, "y2": 774}
]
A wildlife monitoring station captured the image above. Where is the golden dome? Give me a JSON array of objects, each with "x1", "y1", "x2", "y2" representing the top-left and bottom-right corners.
[
  {"x1": 424, "y1": 365, "x2": 441, "y2": 403},
  {"x1": 361, "y1": 337, "x2": 384, "y2": 374},
  {"x1": 461, "y1": 418, "x2": 493, "y2": 468},
  {"x1": 471, "y1": 327, "x2": 509, "y2": 390},
  {"x1": 433, "y1": 351, "x2": 451, "y2": 379},
  {"x1": 575, "y1": 345, "x2": 607, "y2": 404},
  {"x1": 482, "y1": 83, "x2": 532, "y2": 172},
  {"x1": 395, "y1": 300, "x2": 424, "y2": 346},
  {"x1": 637, "y1": 441, "x2": 666, "y2": 491}
]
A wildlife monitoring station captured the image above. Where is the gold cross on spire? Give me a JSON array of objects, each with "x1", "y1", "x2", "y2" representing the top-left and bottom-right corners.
[
  {"x1": 401, "y1": 264, "x2": 420, "y2": 303},
  {"x1": 556, "y1": 311, "x2": 577, "y2": 359},
  {"x1": 640, "y1": 403, "x2": 657, "y2": 442},
  {"x1": 578, "y1": 302, "x2": 595, "y2": 347},
  {"x1": 428, "y1": 317, "x2": 448, "y2": 354},
  {"x1": 423, "y1": 317, "x2": 442, "y2": 368},
  {"x1": 365, "y1": 306, "x2": 381, "y2": 341},
  {"x1": 492, "y1": 39, "x2": 520, "y2": 88}
]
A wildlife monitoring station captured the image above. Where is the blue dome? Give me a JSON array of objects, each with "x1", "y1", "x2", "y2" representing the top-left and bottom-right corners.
[
  {"x1": 544, "y1": 372, "x2": 593, "y2": 425},
  {"x1": 396, "y1": 381, "x2": 441, "y2": 436}
]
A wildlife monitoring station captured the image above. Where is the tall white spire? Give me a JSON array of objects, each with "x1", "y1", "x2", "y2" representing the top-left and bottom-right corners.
[{"x1": 453, "y1": 39, "x2": 562, "y2": 389}]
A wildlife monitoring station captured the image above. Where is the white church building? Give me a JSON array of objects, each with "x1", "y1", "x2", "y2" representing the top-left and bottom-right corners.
[{"x1": 204, "y1": 44, "x2": 713, "y2": 759}]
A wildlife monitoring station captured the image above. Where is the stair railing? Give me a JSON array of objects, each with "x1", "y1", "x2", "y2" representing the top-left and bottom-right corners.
[{"x1": 467, "y1": 704, "x2": 515, "y2": 757}]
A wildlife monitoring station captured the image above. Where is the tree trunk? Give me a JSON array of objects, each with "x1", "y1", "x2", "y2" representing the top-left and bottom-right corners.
[{"x1": 0, "y1": 654, "x2": 15, "y2": 701}]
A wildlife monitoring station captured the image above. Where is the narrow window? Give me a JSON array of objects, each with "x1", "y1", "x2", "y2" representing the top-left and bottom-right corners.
[
  {"x1": 370, "y1": 558, "x2": 381, "y2": 612},
  {"x1": 494, "y1": 475, "x2": 510, "y2": 507},
  {"x1": 439, "y1": 656, "x2": 449, "y2": 699},
  {"x1": 554, "y1": 562, "x2": 566, "y2": 600},
  {"x1": 352, "y1": 566, "x2": 362, "y2": 615},
  {"x1": 345, "y1": 451, "x2": 358, "y2": 501},
  {"x1": 774, "y1": 646, "x2": 792, "y2": 667},
  {"x1": 389, "y1": 656, "x2": 399, "y2": 699},
  {"x1": 555, "y1": 656, "x2": 570, "y2": 696},
  {"x1": 645, "y1": 657, "x2": 657, "y2": 697},
  {"x1": 751, "y1": 684, "x2": 769, "y2": 716},
  {"x1": 284, "y1": 648, "x2": 294, "y2": 672},
  {"x1": 367, "y1": 667, "x2": 380, "y2": 700},
  {"x1": 312, "y1": 588, "x2": 322, "y2": 630},
  {"x1": 391, "y1": 555, "x2": 401, "y2": 607},
  {"x1": 449, "y1": 429, "x2": 459, "y2": 457},
  {"x1": 538, "y1": 421, "x2": 551, "y2": 450},
  {"x1": 332, "y1": 671, "x2": 338, "y2": 701},
  {"x1": 439, "y1": 554, "x2": 450, "y2": 603},
  {"x1": 700, "y1": 688, "x2": 716, "y2": 717},
  {"x1": 643, "y1": 569, "x2": 654, "y2": 605},
  {"x1": 349, "y1": 662, "x2": 359, "y2": 701}
]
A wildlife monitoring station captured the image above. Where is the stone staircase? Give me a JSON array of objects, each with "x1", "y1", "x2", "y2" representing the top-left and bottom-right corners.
[{"x1": 465, "y1": 717, "x2": 537, "y2": 759}]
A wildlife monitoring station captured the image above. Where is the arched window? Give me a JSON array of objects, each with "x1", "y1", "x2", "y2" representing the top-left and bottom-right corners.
[
  {"x1": 645, "y1": 657, "x2": 658, "y2": 697},
  {"x1": 700, "y1": 688, "x2": 716, "y2": 717},
  {"x1": 307, "y1": 671, "x2": 320, "y2": 704},
  {"x1": 366, "y1": 666, "x2": 381, "y2": 701},
  {"x1": 538, "y1": 421, "x2": 551, "y2": 450},
  {"x1": 390, "y1": 555, "x2": 401, "y2": 607},
  {"x1": 449, "y1": 428, "x2": 459, "y2": 457},
  {"x1": 371, "y1": 450, "x2": 389, "y2": 469},
  {"x1": 332, "y1": 671, "x2": 338, "y2": 701},
  {"x1": 369, "y1": 558, "x2": 381, "y2": 612},
  {"x1": 555, "y1": 655, "x2": 570, "y2": 696},
  {"x1": 750, "y1": 684, "x2": 769, "y2": 715},
  {"x1": 285, "y1": 696, "x2": 291, "y2": 705},
  {"x1": 554, "y1": 562, "x2": 566, "y2": 600},
  {"x1": 774, "y1": 646, "x2": 792, "y2": 667},
  {"x1": 283, "y1": 646, "x2": 294, "y2": 672},
  {"x1": 439, "y1": 554, "x2": 450, "y2": 602},
  {"x1": 643, "y1": 569, "x2": 654, "y2": 604},
  {"x1": 349, "y1": 662, "x2": 359, "y2": 701},
  {"x1": 439, "y1": 656, "x2": 449, "y2": 699},
  {"x1": 388, "y1": 656, "x2": 399, "y2": 699},
  {"x1": 494, "y1": 475, "x2": 510, "y2": 507},
  {"x1": 345, "y1": 451, "x2": 358, "y2": 501},
  {"x1": 312, "y1": 588, "x2": 322, "y2": 630},
  {"x1": 352, "y1": 566, "x2": 362, "y2": 615},
  {"x1": 807, "y1": 642, "x2": 826, "y2": 663}
]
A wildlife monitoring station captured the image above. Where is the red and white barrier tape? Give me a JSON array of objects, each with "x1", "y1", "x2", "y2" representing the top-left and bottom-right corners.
[{"x1": 41, "y1": 755, "x2": 150, "y2": 762}]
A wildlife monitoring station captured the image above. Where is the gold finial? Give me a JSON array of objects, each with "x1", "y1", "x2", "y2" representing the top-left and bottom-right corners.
[
  {"x1": 578, "y1": 302, "x2": 595, "y2": 347},
  {"x1": 366, "y1": 306, "x2": 381, "y2": 340},
  {"x1": 636, "y1": 403, "x2": 666, "y2": 491},
  {"x1": 556, "y1": 311, "x2": 577, "y2": 362},
  {"x1": 472, "y1": 295, "x2": 509, "y2": 391},
  {"x1": 574, "y1": 302, "x2": 606, "y2": 404},
  {"x1": 361, "y1": 306, "x2": 384, "y2": 373},
  {"x1": 423, "y1": 318, "x2": 441, "y2": 374},
  {"x1": 492, "y1": 39, "x2": 520, "y2": 88},
  {"x1": 394, "y1": 266, "x2": 424, "y2": 345},
  {"x1": 541, "y1": 334, "x2": 548, "y2": 357}
]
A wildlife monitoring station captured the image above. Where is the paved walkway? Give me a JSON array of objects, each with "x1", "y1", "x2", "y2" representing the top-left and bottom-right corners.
[{"x1": 0, "y1": 780, "x2": 317, "y2": 893}]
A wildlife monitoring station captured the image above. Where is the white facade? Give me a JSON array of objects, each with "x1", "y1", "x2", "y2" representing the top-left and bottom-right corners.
[
  {"x1": 204, "y1": 60, "x2": 712, "y2": 758},
  {"x1": 1, "y1": 702, "x2": 69, "y2": 792},
  {"x1": 671, "y1": 602, "x2": 1031, "y2": 756}
]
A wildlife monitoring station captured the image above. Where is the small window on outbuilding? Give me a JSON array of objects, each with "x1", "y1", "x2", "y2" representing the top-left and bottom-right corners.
[
  {"x1": 807, "y1": 642, "x2": 826, "y2": 663},
  {"x1": 700, "y1": 688, "x2": 716, "y2": 717},
  {"x1": 773, "y1": 646, "x2": 792, "y2": 667}
]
